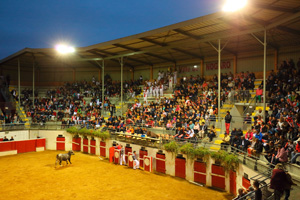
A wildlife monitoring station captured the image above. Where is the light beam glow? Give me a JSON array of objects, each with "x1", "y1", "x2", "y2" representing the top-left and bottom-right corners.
[
  {"x1": 55, "y1": 44, "x2": 75, "y2": 54},
  {"x1": 222, "y1": 0, "x2": 248, "y2": 12}
]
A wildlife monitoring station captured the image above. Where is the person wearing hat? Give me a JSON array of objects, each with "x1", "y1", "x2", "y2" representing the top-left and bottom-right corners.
[{"x1": 290, "y1": 138, "x2": 300, "y2": 164}]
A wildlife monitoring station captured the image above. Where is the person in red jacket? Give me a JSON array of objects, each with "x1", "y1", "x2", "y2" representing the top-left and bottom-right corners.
[
  {"x1": 270, "y1": 163, "x2": 288, "y2": 200},
  {"x1": 290, "y1": 138, "x2": 300, "y2": 164}
]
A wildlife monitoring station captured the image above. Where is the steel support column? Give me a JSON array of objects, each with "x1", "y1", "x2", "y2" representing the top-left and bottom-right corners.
[
  {"x1": 18, "y1": 59, "x2": 21, "y2": 104},
  {"x1": 120, "y1": 57, "x2": 124, "y2": 117},
  {"x1": 102, "y1": 60, "x2": 105, "y2": 117},
  {"x1": 32, "y1": 61, "x2": 35, "y2": 108},
  {"x1": 209, "y1": 40, "x2": 228, "y2": 120},
  {"x1": 251, "y1": 29, "x2": 267, "y2": 121},
  {"x1": 218, "y1": 39, "x2": 221, "y2": 120},
  {"x1": 263, "y1": 29, "x2": 267, "y2": 122}
]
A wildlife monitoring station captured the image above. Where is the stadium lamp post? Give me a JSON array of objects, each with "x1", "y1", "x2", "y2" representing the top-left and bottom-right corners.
[
  {"x1": 223, "y1": 0, "x2": 267, "y2": 121},
  {"x1": 209, "y1": 40, "x2": 228, "y2": 120},
  {"x1": 95, "y1": 60, "x2": 105, "y2": 118},
  {"x1": 17, "y1": 59, "x2": 21, "y2": 104},
  {"x1": 219, "y1": 0, "x2": 248, "y2": 121}
]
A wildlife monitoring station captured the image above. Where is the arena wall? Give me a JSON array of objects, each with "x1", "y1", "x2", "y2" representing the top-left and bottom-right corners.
[{"x1": 1, "y1": 129, "x2": 266, "y2": 195}]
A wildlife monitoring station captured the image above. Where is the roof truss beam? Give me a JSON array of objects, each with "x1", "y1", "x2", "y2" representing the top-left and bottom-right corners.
[
  {"x1": 113, "y1": 43, "x2": 174, "y2": 63},
  {"x1": 92, "y1": 48, "x2": 150, "y2": 66},
  {"x1": 252, "y1": 3, "x2": 298, "y2": 13},
  {"x1": 141, "y1": 37, "x2": 202, "y2": 59},
  {"x1": 277, "y1": 26, "x2": 300, "y2": 36},
  {"x1": 173, "y1": 28, "x2": 201, "y2": 40}
]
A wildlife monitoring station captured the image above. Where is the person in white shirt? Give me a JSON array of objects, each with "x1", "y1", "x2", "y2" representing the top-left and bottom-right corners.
[
  {"x1": 155, "y1": 85, "x2": 159, "y2": 98},
  {"x1": 132, "y1": 151, "x2": 139, "y2": 169},
  {"x1": 160, "y1": 84, "x2": 164, "y2": 97},
  {"x1": 169, "y1": 75, "x2": 173, "y2": 90},
  {"x1": 157, "y1": 71, "x2": 161, "y2": 81},
  {"x1": 119, "y1": 145, "x2": 126, "y2": 165},
  {"x1": 143, "y1": 89, "x2": 148, "y2": 104},
  {"x1": 149, "y1": 84, "x2": 153, "y2": 97},
  {"x1": 173, "y1": 71, "x2": 177, "y2": 84},
  {"x1": 184, "y1": 127, "x2": 194, "y2": 139}
]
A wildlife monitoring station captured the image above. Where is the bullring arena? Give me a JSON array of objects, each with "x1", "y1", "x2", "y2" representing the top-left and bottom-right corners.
[
  {"x1": 2, "y1": 1, "x2": 300, "y2": 200},
  {"x1": 0, "y1": 150, "x2": 232, "y2": 200}
]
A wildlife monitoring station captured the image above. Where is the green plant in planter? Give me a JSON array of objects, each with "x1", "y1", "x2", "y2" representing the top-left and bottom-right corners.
[
  {"x1": 224, "y1": 153, "x2": 239, "y2": 171},
  {"x1": 66, "y1": 126, "x2": 80, "y2": 138},
  {"x1": 210, "y1": 150, "x2": 228, "y2": 165},
  {"x1": 164, "y1": 141, "x2": 179, "y2": 155},
  {"x1": 179, "y1": 143, "x2": 195, "y2": 159},
  {"x1": 79, "y1": 127, "x2": 89, "y2": 138},
  {"x1": 194, "y1": 147, "x2": 210, "y2": 162},
  {"x1": 94, "y1": 130, "x2": 110, "y2": 141},
  {"x1": 66, "y1": 126, "x2": 78, "y2": 134}
]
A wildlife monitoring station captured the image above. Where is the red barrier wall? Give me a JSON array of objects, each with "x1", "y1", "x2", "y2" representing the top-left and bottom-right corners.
[
  {"x1": 90, "y1": 140, "x2": 96, "y2": 155},
  {"x1": 156, "y1": 153, "x2": 166, "y2": 174},
  {"x1": 0, "y1": 139, "x2": 46, "y2": 154},
  {"x1": 83, "y1": 138, "x2": 89, "y2": 153},
  {"x1": 143, "y1": 156, "x2": 153, "y2": 172},
  {"x1": 211, "y1": 164, "x2": 225, "y2": 190},
  {"x1": 230, "y1": 170, "x2": 237, "y2": 195},
  {"x1": 0, "y1": 141, "x2": 16, "y2": 152},
  {"x1": 242, "y1": 177, "x2": 251, "y2": 189},
  {"x1": 72, "y1": 138, "x2": 81, "y2": 151},
  {"x1": 194, "y1": 161, "x2": 206, "y2": 184},
  {"x1": 139, "y1": 149, "x2": 148, "y2": 168},
  {"x1": 100, "y1": 141, "x2": 106, "y2": 157},
  {"x1": 56, "y1": 137, "x2": 65, "y2": 151},
  {"x1": 175, "y1": 157, "x2": 186, "y2": 179},
  {"x1": 114, "y1": 149, "x2": 120, "y2": 164},
  {"x1": 125, "y1": 146, "x2": 132, "y2": 163}
]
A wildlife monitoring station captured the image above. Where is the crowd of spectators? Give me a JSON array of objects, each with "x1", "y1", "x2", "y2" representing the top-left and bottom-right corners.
[
  {"x1": 219, "y1": 58, "x2": 300, "y2": 166},
  {"x1": 5, "y1": 57, "x2": 300, "y2": 166}
]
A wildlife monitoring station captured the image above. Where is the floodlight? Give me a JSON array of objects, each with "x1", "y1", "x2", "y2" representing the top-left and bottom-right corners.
[
  {"x1": 55, "y1": 44, "x2": 75, "y2": 54},
  {"x1": 194, "y1": 65, "x2": 198, "y2": 68},
  {"x1": 222, "y1": 0, "x2": 247, "y2": 12}
]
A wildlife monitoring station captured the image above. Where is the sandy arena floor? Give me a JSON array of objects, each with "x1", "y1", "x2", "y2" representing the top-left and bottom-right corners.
[{"x1": 0, "y1": 151, "x2": 233, "y2": 200}]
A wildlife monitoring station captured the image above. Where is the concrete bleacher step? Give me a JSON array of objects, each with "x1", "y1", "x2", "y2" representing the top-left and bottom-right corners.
[
  {"x1": 210, "y1": 146, "x2": 220, "y2": 151},
  {"x1": 214, "y1": 140, "x2": 223, "y2": 145}
]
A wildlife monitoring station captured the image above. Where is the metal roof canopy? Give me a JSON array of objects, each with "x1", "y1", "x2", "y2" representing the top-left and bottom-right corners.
[{"x1": 1, "y1": 0, "x2": 300, "y2": 70}]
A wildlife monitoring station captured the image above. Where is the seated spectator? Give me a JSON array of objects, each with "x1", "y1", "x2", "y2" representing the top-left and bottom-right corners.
[
  {"x1": 166, "y1": 120, "x2": 173, "y2": 130},
  {"x1": 199, "y1": 122, "x2": 207, "y2": 139},
  {"x1": 231, "y1": 135, "x2": 241, "y2": 151},
  {"x1": 184, "y1": 127, "x2": 195, "y2": 140},
  {"x1": 3, "y1": 136, "x2": 9, "y2": 141},
  {"x1": 245, "y1": 129, "x2": 253, "y2": 141},
  {"x1": 221, "y1": 133, "x2": 230, "y2": 151},
  {"x1": 272, "y1": 144, "x2": 288, "y2": 165},
  {"x1": 239, "y1": 136, "x2": 250, "y2": 152},
  {"x1": 244, "y1": 113, "x2": 252, "y2": 124},
  {"x1": 208, "y1": 125, "x2": 216, "y2": 142},
  {"x1": 290, "y1": 138, "x2": 300, "y2": 164},
  {"x1": 251, "y1": 138, "x2": 263, "y2": 157}
]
